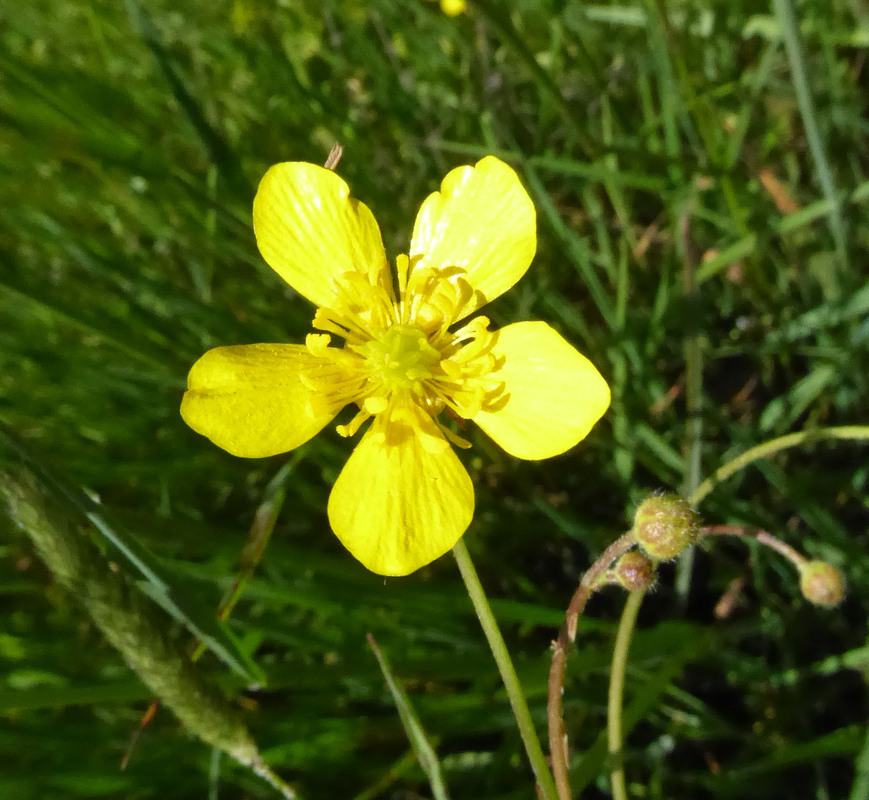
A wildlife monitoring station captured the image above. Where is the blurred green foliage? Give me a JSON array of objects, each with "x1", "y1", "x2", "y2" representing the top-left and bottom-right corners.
[{"x1": 1, "y1": 0, "x2": 868, "y2": 798}]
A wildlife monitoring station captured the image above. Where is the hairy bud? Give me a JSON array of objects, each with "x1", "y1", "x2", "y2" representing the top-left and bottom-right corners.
[
  {"x1": 633, "y1": 494, "x2": 699, "y2": 561},
  {"x1": 799, "y1": 561, "x2": 845, "y2": 608},
  {"x1": 612, "y1": 550, "x2": 656, "y2": 592}
]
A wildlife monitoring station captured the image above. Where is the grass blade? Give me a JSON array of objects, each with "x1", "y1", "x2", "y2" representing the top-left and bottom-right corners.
[
  {"x1": 772, "y1": 0, "x2": 848, "y2": 273},
  {"x1": 123, "y1": 0, "x2": 245, "y2": 192},
  {"x1": 367, "y1": 633, "x2": 450, "y2": 800}
]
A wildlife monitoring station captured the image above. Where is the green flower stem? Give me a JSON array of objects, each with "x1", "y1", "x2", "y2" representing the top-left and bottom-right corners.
[
  {"x1": 689, "y1": 425, "x2": 869, "y2": 508},
  {"x1": 607, "y1": 590, "x2": 645, "y2": 800},
  {"x1": 452, "y1": 538, "x2": 558, "y2": 800}
]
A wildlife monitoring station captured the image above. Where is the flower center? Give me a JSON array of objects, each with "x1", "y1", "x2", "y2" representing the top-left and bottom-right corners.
[
  {"x1": 303, "y1": 262, "x2": 506, "y2": 443},
  {"x1": 360, "y1": 325, "x2": 441, "y2": 392}
]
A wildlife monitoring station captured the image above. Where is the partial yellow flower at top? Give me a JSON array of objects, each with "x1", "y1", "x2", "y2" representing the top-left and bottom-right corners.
[
  {"x1": 423, "y1": 0, "x2": 466, "y2": 15},
  {"x1": 181, "y1": 156, "x2": 610, "y2": 576},
  {"x1": 438, "y1": 0, "x2": 466, "y2": 15}
]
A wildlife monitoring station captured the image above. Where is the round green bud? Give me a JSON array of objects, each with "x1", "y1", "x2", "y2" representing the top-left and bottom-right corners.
[
  {"x1": 613, "y1": 550, "x2": 656, "y2": 592},
  {"x1": 633, "y1": 494, "x2": 699, "y2": 561},
  {"x1": 799, "y1": 561, "x2": 845, "y2": 608}
]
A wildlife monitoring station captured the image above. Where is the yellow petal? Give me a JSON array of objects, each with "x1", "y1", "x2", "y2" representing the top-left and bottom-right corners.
[
  {"x1": 181, "y1": 344, "x2": 338, "y2": 458},
  {"x1": 409, "y1": 156, "x2": 536, "y2": 319},
  {"x1": 473, "y1": 321, "x2": 610, "y2": 460},
  {"x1": 253, "y1": 162, "x2": 388, "y2": 309},
  {"x1": 327, "y1": 403, "x2": 474, "y2": 576}
]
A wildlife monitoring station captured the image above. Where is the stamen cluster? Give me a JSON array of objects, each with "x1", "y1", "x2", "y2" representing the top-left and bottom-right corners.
[{"x1": 301, "y1": 255, "x2": 504, "y2": 446}]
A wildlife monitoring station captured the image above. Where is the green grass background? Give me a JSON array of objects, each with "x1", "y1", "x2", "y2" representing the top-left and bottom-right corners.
[{"x1": 1, "y1": 0, "x2": 869, "y2": 797}]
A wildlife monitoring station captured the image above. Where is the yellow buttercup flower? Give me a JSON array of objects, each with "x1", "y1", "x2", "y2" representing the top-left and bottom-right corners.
[
  {"x1": 432, "y1": 0, "x2": 466, "y2": 15},
  {"x1": 181, "y1": 156, "x2": 610, "y2": 576}
]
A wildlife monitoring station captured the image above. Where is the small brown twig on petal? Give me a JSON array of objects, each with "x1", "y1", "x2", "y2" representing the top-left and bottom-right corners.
[{"x1": 324, "y1": 143, "x2": 344, "y2": 170}]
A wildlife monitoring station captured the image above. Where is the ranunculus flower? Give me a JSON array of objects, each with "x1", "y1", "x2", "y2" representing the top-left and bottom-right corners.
[{"x1": 182, "y1": 156, "x2": 610, "y2": 575}]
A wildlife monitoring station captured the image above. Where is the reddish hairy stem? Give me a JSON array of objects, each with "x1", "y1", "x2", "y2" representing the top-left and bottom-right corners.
[
  {"x1": 547, "y1": 532, "x2": 637, "y2": 800},
  {"x1": 699, "y1": 524, "x2": 807, "y2": 567}
]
